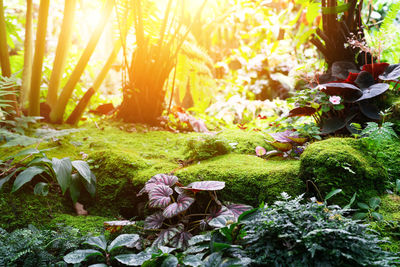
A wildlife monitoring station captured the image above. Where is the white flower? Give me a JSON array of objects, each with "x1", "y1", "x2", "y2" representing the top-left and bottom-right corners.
[{"x1": 329, "y1": 95, "x2": 341, "y2": 105}]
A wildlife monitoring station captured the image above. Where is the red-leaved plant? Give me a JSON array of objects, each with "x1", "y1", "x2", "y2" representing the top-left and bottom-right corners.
[{"x1": 138, "y1": 174, "x2": 251, "y2": 249}]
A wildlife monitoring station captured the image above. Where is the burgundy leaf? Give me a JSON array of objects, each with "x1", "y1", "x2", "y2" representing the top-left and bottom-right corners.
[
  {"x1": 149, "y1": 185, "x2": 173, "y2": 208},
  {"x1": 288, "y1": 106, "x2": 317, "y2": 117},
  {"x1": 355, "y1": 71, "x2": 375, "y2": 89},
  {"x1": 144, "y1": 212, "x2": 165, "y2": 229},
  {"x1": 163, "y1": 194, "x2": 194, "y2": 218},
  {"x1": 344, "y1": 72, "x2": 359, "y2": 84},
  {"x1": 362, "y1": 62, "x2": 389, "y2": 80},
  {"x1": 356, "y1": 83, "x2": 389, "y2": 101},
  {"x1": 320, "y1": 83, "x2": 363, "y2": 103},
  {"x1": 225, "y1": 203, "x2": 253, "y2": 219},
  {"x1": 183, "y1": 181, "x2": 225, "y2": 192},
  {"x1": 152, "y1": 224, "x2": 184, "y2": 248}
]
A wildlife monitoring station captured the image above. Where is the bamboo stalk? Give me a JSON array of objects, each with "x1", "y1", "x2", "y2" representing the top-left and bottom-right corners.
[
  {"x1": 0, "y1": 0, "x2": 19, "y2": 117},
  {"x1": 29, "y1": 0, "x2": 50, "y2": 116},
  {"x1": 46, "y1": 0, "x2": 77, "y2": 110},
  {"x1": 66, "y1": 40, "x2": 121, "y2": 125},
  {"x1": 20, "y1": 0, "x2": 33, "y2": 108},
  {"x1": 50, "y1": 0, "x2": 114, "y2": 123}
]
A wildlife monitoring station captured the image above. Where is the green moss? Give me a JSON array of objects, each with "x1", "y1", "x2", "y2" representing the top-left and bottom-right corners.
[
  {"x1": 0, "y1": 191, "x2": 71, "y2": 231},
  {"x1": 218, "y1": 129, "x2": 272, "y2": 154},
  {"x1": 375, "y1": 140, "x2": 400, "y2": 182},
  {"x1": 47, "y1": 214, "x2": 112, "y2": 235},
  {"x1": 380, "y1": 194, "x2": 400, "y2": 221},
  {"x1": 300, "y1": 138, "x2": 387, "y2": 204},
  {"x1": 176, "y1": 154, "x2": 304, "y2": 206},
  {"x1": 184, "y1": 134, "x2": 231, "y2": 161}
]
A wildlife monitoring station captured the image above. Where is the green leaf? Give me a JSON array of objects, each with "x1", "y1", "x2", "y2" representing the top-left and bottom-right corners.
[
  {"x1": 353, "y1": 212, "x2": 368, "y2": 220},
  {"x1": 396, "y1": 179, "x2": 400, "y2": 193},
  {"x1": 161, "y1": 255, "x2": 178, "y2": 267},
  {"x1": 28, "y1": 156, "x2": 52, "y2": 167},
  {"x1": 88, "y1": 264, "x2": 108, "y2": 267},
  {"x1": 369, "y1": 197, "x2": 381, "y2": 210},
  {"x1": 52, "y1": 157, "x2": 72, "y2": 194},
  {"x1": 202, "y1": 252, "x2": 223, "y2": 267},
  {"x1": 115, "y1": 251, "x2": 152, "y2": 266},
  {"x1": 322, "y1": 3, "x2": 350, "y2": 14},
  {"x1": 70, "y1": 173, "x2": 81, "y2": 204},
  {"x1": 182, "y1": 254, "x2": 204, "y2": 267},
  {"x1": 0, "y1": 169, "x2": 17, "y2": 190},
  {"x1": 33, "y1": 182, "x2": 49, "y2": 196},
  {"x1": 324, "y1": 189, "x2": 342, "y2": 201},
  {"x1": 84, "y1": 236, "x2": 107, "y2": 251},
  {"x1": 357, "y1": 202, "x2": 370, "y2": 210},
  {"x1": 72, "y1": 160, "x2": 92, "y2": 183},
  {"x1": 344, "y1": 193, "x2": 357, "y2": 209},
  {"x1": 371, "y1": 212, "x2": 383, "y2": 221},
  {"x1": 12, "y1": 166, "x2": 46, "y2": 192},
  {"x1": 208, "y1": 215, "x2": 235, "y2": 228},
  {"x1": 63, "y1": 249, "x2": 103, "y2": 264},
  {"x1": 108, "y1": 234, "x2": 140, "y2": 252}
]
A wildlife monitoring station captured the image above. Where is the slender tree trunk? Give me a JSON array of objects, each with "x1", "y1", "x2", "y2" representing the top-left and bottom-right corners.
[
  {"x1": 20, "y1": 0, "x2": 33, "y2": 108},
  {"x1": 46, "y1": 0, "x2": 77, "y2": 110},
  {"x1": 0, "y1": 0, "x2": 19, "y2": 118},
  {"x1": 50, "y1": 0, "x2": 114, "y2": 124},
  {"x1": 29, "y1": 0, "x2": 50, "y2": 116}
]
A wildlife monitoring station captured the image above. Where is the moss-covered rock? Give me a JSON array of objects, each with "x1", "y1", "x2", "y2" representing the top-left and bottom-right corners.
[
  {"x1": 184, "y1": 134, "x2": 231, "y2": 161},
  {"x1": 175, "y1": 154, "x2": 304, "y2": 206},
  {"x1": 218, "y1": 129, "x2": 272, "y2": 154},
  {"x1": 380, "y1": 194, "x2": 400, "y2": 221},
  {"x1": 300, "y1": 138, "x2": 387, "y2": 204}
]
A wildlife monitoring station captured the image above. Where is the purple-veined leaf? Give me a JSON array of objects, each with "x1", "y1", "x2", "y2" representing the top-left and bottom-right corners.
[
  {"x1": 138, "y1": 174, "x2": 178, "y2": 196},
  {"x1": 183, "y1": 181, "x2": 225, "y2": 192},
  {"x1": 152, "y1": 224, "x2": 184, "y2": 248},
  {"x1": 208, "y1": 214, "x2": 235, "y2": 228},
  {"x1": 144, "y1": 212, "x2": 165, "y2": 229},
  {"x1": 163, "y1": 194, "x2": 194, "y2": 218},
  {"x1": 269, "y1": 130, "x2": 292, "y2": 143},
  {"x1": 149, "y1": 184, "x2": 173, "y2": 208},
  {"x1": 225, "y1": 203, "x2": 253, "y2": 219},
  {"x1": 170, "y1": 231, "x2": 193, "y2": 250}
]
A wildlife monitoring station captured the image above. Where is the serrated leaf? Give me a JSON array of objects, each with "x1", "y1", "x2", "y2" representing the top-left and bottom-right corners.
[
  {"x1": 84, "y1": 235, "x2": 107, "y2": 251},
  {"x1": 115, "y1": 251, "x2": 152, "y2": 266},
  {"x1": 108, "y1": 234, "x2": 140, "y2": 252},
  {"x1": 12, "y1": 166, "x2": 46, "y2": 192},
  {"x1": 149, "y1": 184, "x2": 173, "y2": 208},
  {"x1": 369, "y1": 197, "x2": 381, "y2": 210},
  {"x1": 72, "y1": 160, "x2": 92, "y2": 183},
  {"x1": 161, "y1": 255, "x2": 178, "y2": 267},
  {"x1": 52, "y1": 157, "x2": 72, "y2": 194},
  {"x1": 145, "y1": 212, "x2": 165, "y2": 229},
  {"x1": 183, "y1": 181, "x2": 225, "y2": 191},
  {"x1": 33, "y1": 182, "x2": 49, "y2": 196},
  {"x1": 163, "y1": 195, "x2": 194, "y2": 218},
  {"x1": 324, "y1": 189, "x2": 342, "y2": 201},
  {"x1": 63, "y1": 249, "x2": 103, "y2": 264}
]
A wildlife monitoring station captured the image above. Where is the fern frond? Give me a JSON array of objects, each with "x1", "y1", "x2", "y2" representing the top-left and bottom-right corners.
[{"x1": 380, "y1": 2, "x2": 400, "y2": 34}]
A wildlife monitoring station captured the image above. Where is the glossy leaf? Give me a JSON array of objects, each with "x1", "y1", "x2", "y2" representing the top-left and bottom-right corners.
[
  {"x1": 369, "y1": 197, "x2": 381, "y2": 210},
  {"x1": 355, "y1": 71, "x2": 375, "y2": 88},
  {"x1": 208, "y1": 214, "x2": 234, "y2": 228},
  {"x1": 170, "y1": 231, "x2": 193, "y2": 249},
  {"x1": 182, "y1": 254, "x2": 204, "y2": 267},
  {"x1": 12, "y1": 166, "x2": 46, "y2": 192},
  {"x1": 320, "y1": 83, "x2": 363, "y2": 102},
  {"x1": 225, "y1": 203, "x2": 253, "y2": 219},
  {"x1": 152, "y1": 224, "x2": 184, "y2": 247},
  {"x1": 321, "y1": 117, "x2": 346, "y2": 134},
  {"x1": 184, "y1": 181, "x2": 225, "y2": 191},
  {"x1": 358, "y1": 101, "x2": 380, "y2": 120},
  {"x1": 324, "y1": 189, "x2": 342, "y2": 201},
  {"x1": 69, "y1": 173, "x2": 81, "y2": 203},
  {"x1": 288, "y1": 106, "x2": 317, "y2": 117},
  {"x1": 149, "y1": 184, "x2": 173, "y2": 208},
  {"x1": 72, "y1": 160, "x2": 92, "y2": 183},
  {"x1": 144, "y1": 212, "x2": 165, "y2": 229},
  {"x1": 83, "y1": 173, "x2": 96, "y2": 197},
  {"x1": 52, "y1": 157, "x2": 72, "y2": 194},
  {"x1": 149, "y1": 174, "x2": 179, "y2": 187},
  {"x1": 344, "y1": 193, "x2": 357, "y2": 209},
  {"x1": 379, "y1": 63, "x2": 400, "y2": 80},
  {"x1": 371, "y1": 212, "x2": 383, "y2": 221},
  {"x1": 115, "y1": 251, "x2": 152, "y2": 266},
  {"x1": 356, "y1": 83, "x2": 389, "y2": 101},
  {"x1": 33, "y1": 182, "x2": 49, "y2": 196},
  {"x1": 84, "y1": 235, "x2": 107, "y2": 251},
  {"x1": 362, "y1": 63, "x2": 389, "y2": 80},
  {"x1": 63, "y1": 249, "x2": 103, "y2": 264},
  {"x1": 108, "y1": 234, "x2": 140, "y2": 252},
  {"x1": 163, "y1": 194, "x2": 194, "y2": 218},
  {"x1": 161, "y1": 255, "x2": 179, "y2": 267}
]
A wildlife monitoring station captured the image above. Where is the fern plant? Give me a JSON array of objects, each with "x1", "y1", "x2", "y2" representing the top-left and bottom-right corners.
[
  {"x1": 361, "y1": 121, "x2": 398, "y2": 152},
  {"x1": 0, "y1": 74, "x2": 18, "y2": 121}
]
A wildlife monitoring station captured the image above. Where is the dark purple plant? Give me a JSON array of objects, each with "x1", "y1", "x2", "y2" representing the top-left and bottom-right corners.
[{"x1": 139, "y1": 174, "x2": 252, "y2": 249}]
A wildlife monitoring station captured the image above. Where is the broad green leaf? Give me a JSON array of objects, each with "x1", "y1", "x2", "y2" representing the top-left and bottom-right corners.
[
  {"x1": 115, "y1": 252, "x2": 152, "y2": 266},
  {"x1": 357, "y1": 202, "x2": 370, "y2": 210},
  {"x1": 371, "y1": 212, "x2": 383, "y2": 221},
  {"x1": 108, "y1": 234, "x2": 140, "y2": 252},
  {"x1": 161, "y1": 255, "x2": 178, "y2": 267},
  {"x1": 0, "y1": 169, "x2": 17, "y2": 190},
  {"x1": 202, "y1": 252, "x2": 223, "y2": 267},
  {"x1": 369, "y1": 197, "x2": 381, "y2": 210},
  {"x1": 182, "y1": 254, "x2": 204, "y2": 267},
  {"x1": 344, "y1": 193, "x2": 357, "y2": 209},
  {"x1": 12, "y1": 166, "x2": 46, "y2": 192},
  {"x1": 84, "y1": 236, "x2": 107, "y2": 251},
  {"x1": 324, "y1": 189, "x2": 342, "y2": 201},
  {"x1": 28, "y1": 157, "x2": 52, "y2": 167},
  {"x1": 83, "y1": 173, "x2": 96, "y2": 197},
  {"x1": 72, "y1": 160, "x2": 92, "y2": 183},
  {"x1": 63, "y1": 249, "x2": 103, "y2": 264},
  {"x1": 52, "y1": 157, "x2": 72, "y2": 194},
  {"x1": 70, "y1": 173, "x2": 81, "y2": 204},
  {"x1": 33, "y1": 182, "x2": 49, "y2": 196},
  {"x1": 353, "y1": 212, "x2": 368, "y2": 220}
]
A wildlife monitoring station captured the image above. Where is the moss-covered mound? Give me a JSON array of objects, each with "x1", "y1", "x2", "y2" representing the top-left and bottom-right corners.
[
  {"x1": 47, "y1": 214, "x2": 111, "y2": 235},
  {"x1": 381, "y1": 194, "x2": 400, "y2": 221},
  {"x1": 175, "y1": 154, "x2": 304, "y2": 206},
  {"x1": 300, "y1": 138, "x2": 387, "y2": 204}
]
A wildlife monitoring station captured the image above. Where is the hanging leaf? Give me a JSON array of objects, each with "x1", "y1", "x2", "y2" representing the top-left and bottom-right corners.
[
  {"x1": 12, "y1": 166, "x2": 46, "y2": 192},
  {"x1": 321, "y1": 117, "x2": 346, "y2": 134},
  {"x1": 71, "y1": 160, "x2": 92, "y2": 183},
  {"x1": 52, "y1": 157, "x2": 72, "y2": 194},
  {"x1": 149, "y1": 184, "x2": 173, "y2": 208},
  {"x1": 33, "y1": 182, "x2": 49, "y2": 196},
  {"x1": 379, "y1": 63, "x2": 400, "y2": 80},
  {"x1": 108, "y1": 234, "x2": 140, "y2": 252},
  {"x1": 320, "y1": 83, "x2": 363, "y2": 103},
  {"x1": 183, "y1": 181, "x2": 225, "y2": 191},
  {"x1": 145, "y1": 212, "x2": 165, "y2": 229},
  {"x1": 82, "y1": 173, "x2": 96, "y2": 197},
  {"x1": 163, "y1": 194, "x2": 194, "y2": 218},
  {"x1": 288, "y1": 106, "x2": 317, "y2": 117},
  {"x1": 63, "y1": 249, "x2": 103, "y2": 264},
  {"x1": 356, "y1": 83, "x2": 389, "y2": 101}
]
